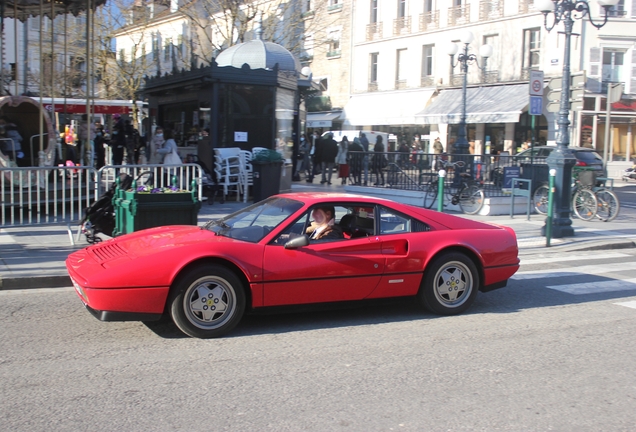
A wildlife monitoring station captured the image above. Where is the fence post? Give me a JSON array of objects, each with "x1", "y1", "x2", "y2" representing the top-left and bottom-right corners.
[
  {"x1": 546, "y1": 169, "x2": 556, "y2": 247},
  {"x1": 437, "y1": 169, "x2": 446, "y2": 212}
]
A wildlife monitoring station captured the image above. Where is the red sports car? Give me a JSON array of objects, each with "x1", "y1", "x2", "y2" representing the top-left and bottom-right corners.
[{"x1": 66, "y1": 193, "x2": 519, "y2": 338}]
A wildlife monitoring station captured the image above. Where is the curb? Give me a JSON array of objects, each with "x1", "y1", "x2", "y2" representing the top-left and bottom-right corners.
[{"x1": 520, "y1": 239, "x2": 636, "y2": 254}]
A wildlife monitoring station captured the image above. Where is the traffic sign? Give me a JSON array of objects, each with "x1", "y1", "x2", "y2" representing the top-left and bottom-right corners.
[
  {"x1": 548, "y1": 77, "x2": 562, "y2": 90},
  {"x1": 529, "y1": 70, "x2": 544, "y2": 96},
  {"x1": 570, "y1": 101, "x2": 583, "y2": 111},
  {"x1": 547, "y1": 101, "x2": 561, "y2": 112},
  {"x1": 570, "y1": 88, "x2": 585, "y2": 102},
  {"x1": 529, "y1": 96, "x2": 543, "y2": 115},
  {"x1": 547, "y1": 89, "x2": 562, "y2": 102}
]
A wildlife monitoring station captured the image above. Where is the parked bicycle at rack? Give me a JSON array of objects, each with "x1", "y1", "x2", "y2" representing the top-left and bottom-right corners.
[
  {"x1": 423, "y1": 159, "x2": 485, "y2": 215},
  {"x1": 532, "y1": 169, "x2": 619, "y2": 222}
]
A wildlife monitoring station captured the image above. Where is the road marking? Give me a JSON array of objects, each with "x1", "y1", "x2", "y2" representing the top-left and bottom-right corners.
[
  {"x1": 513, "y1": 262, "x2": 628, "y2": 280},
  {"x1": 615, "y1": 300, "x2": 636, "y2": 309},
  {"x1": 547, "y1": 278, "x2": 636, "y2": 295},
  {"x1": 521, "y1": 252, "x2": 630, "y2": 266}
]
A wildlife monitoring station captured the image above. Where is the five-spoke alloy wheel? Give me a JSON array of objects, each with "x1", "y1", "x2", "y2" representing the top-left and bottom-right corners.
[
  {"x1": 170, "y1": 264, "x2": 246, "y2": 338},
  {"x1": 418, "y1": 252, "x2": 479, "y2": 315}
]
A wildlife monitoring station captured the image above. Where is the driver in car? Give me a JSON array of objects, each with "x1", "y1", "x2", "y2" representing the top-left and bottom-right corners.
[{"x1": 305, "y1": 206, "x2": 343, "y2": 241}]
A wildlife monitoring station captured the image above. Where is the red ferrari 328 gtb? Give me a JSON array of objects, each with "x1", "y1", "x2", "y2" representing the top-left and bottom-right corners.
[{"x1": 66, "y1": 193, "x2": 519, "y2": 338}]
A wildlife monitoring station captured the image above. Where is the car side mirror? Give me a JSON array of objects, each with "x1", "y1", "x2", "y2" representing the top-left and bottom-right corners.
[{"x1": 284, "y1": 235, "x2": 310, "y2": 249}]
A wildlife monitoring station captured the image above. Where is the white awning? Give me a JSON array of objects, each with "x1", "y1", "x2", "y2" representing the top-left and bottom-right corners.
[
  {"x1": 416, "y1": 84, "x2": 529, "y2": 124},
  {"x1": 306, "y1": 111, "x2": 342, "y2": 128},
  {"x1": 341, "y1": 89, "x2": 436, "y2": 126}
]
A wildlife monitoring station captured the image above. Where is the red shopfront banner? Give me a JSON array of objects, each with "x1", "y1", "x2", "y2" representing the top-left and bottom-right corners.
[{"x1": 44, "y1": 103, "x2": 130, "y2": 114}]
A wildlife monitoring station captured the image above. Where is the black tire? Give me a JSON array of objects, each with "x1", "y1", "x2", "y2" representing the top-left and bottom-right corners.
[
  {"x1": 423, "y1": 181, "x2": 439, "y2": 209},
  {"x1": 458, "y1": 184, "x2": 484, "y2": 215},
  {"x1": 572, "y1": 189, "x2": 597, "y2": 221},
  {"x1": 169, "y1": 264, "x2": 246, "y2": 338},
  {"x1": 532, "y1": 184, "x2": 550, "y2": 215},
  {"x1": 595, "y1": 189, "x2": 620, "y2": 222},
  {"x1": 418, "y1": 252, "x2": 479, "y2": 315}
]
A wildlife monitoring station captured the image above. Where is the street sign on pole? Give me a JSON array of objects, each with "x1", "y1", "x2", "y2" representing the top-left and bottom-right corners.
[
  {"x1": 548, "y1": 77, "x2": 562, "y2": 90},
  {"x1": 529, "y1": 96, "x2": 543, "y2": 115},
  {"x1": 529, "y1": 70, "x2": 544, "y2": 96}
]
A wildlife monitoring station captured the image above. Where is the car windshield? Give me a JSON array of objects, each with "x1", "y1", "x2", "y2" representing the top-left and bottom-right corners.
[{"x1": 204, "y1": 197, "x2": 304, "y2": 243}]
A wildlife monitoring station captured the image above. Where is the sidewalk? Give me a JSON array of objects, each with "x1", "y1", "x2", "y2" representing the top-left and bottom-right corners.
[{"x1": 1, "y1": 180, "x2": 634, "y2": 290}]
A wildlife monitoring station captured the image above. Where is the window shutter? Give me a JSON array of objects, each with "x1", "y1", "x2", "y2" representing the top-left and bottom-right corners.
[
  {"x1": 632, "y1": 0, "x2": 636, "y2": 18},
  {"x1": 588, "y1": 47, "x2": 602, "y2": 93}
]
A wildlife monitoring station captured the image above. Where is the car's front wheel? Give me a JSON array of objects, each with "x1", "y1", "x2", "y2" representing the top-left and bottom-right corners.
[
  {"x1": 418, "y1": 252, "x2": 479, "y2": 315},
  {"x1": 170, "y1": 264, "x2": 246, "y2": 338}
]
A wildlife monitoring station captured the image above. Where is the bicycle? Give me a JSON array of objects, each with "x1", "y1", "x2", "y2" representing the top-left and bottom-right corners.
[
  {"x1": 423, "y1": 159, "x2": 485, "y2": 215},
  {"x1": 532, "y1": 170, "x2": 619, "y2": 222}
]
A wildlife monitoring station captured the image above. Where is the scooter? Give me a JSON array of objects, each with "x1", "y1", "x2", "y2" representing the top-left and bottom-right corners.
[{"x1": 622, "y1": 165, "x2": 636, "y2": 182}]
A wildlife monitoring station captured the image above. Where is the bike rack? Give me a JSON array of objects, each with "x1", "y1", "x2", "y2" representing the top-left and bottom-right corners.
[{"x1": 510, "y1": 178, "x2": 532, "y2": 220}]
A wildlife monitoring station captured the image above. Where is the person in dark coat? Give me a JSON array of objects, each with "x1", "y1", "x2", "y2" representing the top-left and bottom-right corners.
[
  {"x1": 348, "y1": 137, "x2": 365, "y2": 185},
  {"x1": 320, "y1": 133, "x2": 338, "y2": 185},
  {"x1": 111, "y1": 114, "x2": 126, "y2": 166},
  {"x1": 359, "y1": 133, "x2": 370, "y2": 185},
  {"x1": 372, "y1": 135, "x2": 386, "y2": 185}
]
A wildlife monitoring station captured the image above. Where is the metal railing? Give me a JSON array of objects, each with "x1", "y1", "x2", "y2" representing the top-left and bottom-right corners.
[
  {"x1": 419, "y1": 11, "x2": 439, "y2": 31},
  {"x1": 348, "y1": 152, "x2": 548, "y2": 199},
  {"x1": 1, "y1": 163, "x2": 204, "y2": 228}
]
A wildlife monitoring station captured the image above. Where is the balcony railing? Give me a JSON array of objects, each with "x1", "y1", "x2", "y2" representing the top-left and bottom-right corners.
[
  {"x1": 393, "y1": 16, "x2": 411, "y2": 35},
  {"x1": 448, "y1": 4, "x2": 470, "y2": 26},
  {"x1": 518, "y1": 0, "x2": 535, "y2": 14},
  {"x1": 327, "y1": 3, "x2": 343, "y2": 12},
  {"x1": 421, "y1": 76, "x2": 435, "y2": 87},
  {"x1": 395, "y1": 80, "x2": 408, "y2": 90},
  {"x1": 419, "y1": 11, "x2": 439, "y2": 31},
  {"x1": 366, "y1": 22, "x2": 383, "y2": 41},
  {"x1": 326, "y1": 50, "x2": 341, "y2": 58},
  {"x1": 450, "y1": 73, "x2": 465, "y2": 87},
  {"x1": 368, "y1": 82, "x2": 378, "y2": 92},
  {"x1": 482, "y1": 70, "x2": 500, "y2": 84},
  {"x1": 479, "y1": 0, "x2": 504, "y2": 21}
]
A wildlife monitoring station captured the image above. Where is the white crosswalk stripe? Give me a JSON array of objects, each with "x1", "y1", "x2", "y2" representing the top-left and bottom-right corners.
[
  {"x1": 515, "y1": 251, "x2": 636, "y2": 296},
  {"x1": 615, "y1": 300, "x2": 636, "y2": 309}
]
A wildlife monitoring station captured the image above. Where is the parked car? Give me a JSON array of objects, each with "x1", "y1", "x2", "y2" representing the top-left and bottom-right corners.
[
  {"x1": 66, "y1": 193, "x2": 520, "y2": 338},
  {"x1": 515, "y1": 146, "x2": 607, "y2": 177}
]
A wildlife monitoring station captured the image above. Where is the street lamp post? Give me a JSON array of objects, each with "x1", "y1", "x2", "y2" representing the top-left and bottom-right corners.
[
  {"x1": 447, "y1": 30, "x2": 493, "y2": 157},
  {"x1": 536, "y1": 0, "x2": 619, "y2": 238}
]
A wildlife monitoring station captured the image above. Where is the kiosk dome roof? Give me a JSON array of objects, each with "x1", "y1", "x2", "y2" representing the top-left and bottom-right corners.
[{"x1": 216, "y1": 39, "x2": 301, "y2": 73}]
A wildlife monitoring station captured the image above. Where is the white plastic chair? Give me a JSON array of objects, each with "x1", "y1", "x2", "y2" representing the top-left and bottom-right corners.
[
  {"x1": 214, "y1": 148, "x2": 243, "y2": 201},
  {"x1": 239, "y1": 150, "x2": 253, "y2": 203}
]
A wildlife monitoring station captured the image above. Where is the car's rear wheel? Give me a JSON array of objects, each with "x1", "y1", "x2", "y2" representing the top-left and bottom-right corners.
[
  {"x1": 170, "y1": 264, "x2": 246, "y2": 338},
  {"x1": 418, "y1": 252, "x2": 479, "y2": 315}
]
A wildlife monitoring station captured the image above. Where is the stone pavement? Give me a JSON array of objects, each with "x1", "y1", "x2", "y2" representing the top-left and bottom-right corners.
[{"x1": 1, "y1": 181, "x2": 634, "y2": 290}]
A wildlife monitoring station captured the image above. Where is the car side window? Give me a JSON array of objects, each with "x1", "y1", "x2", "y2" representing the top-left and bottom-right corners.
[
  {"x1": 271, "y1": 204, "x2": 350, "y2": 245},
  {"x1": 379, "y1": 207, "x2": 430, "y2": 234}
]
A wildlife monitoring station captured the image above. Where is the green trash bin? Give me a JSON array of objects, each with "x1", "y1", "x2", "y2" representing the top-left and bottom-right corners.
[
  {"x1": 251, "y1": 149, "x2": 284, "y2": 202},
  {"x1": 113, "y1": 180, "x2": 201, "y2": 236}
]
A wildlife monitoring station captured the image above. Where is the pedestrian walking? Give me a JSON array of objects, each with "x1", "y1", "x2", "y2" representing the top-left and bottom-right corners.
[
  {"x1": 372, "y1": 135, "x2": 387, "y2": 186},
  {"x1": 348, "y1": 137, "x2": 364, "y2": 185},
  {"x1": 433, "y1": 137, "x2": 443, "y2": 154},
  {"x1": 359, "y1": 132, "x2": 370, "y2": 186},
  {"x1": 148, "y1": 126, "x2": 165, "y2": 165},
  {"x1": 336, "y1": 136, "x2": 349, "y2": 185},
  {"x1": 111, "y1": 114, "x2": 126, "y2": 166},
  {"x1": 321, "y1": 132, "x2": 338, "y2": 185}
]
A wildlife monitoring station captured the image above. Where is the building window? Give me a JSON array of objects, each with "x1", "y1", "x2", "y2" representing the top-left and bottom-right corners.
[
  {"x1": 370, "y1": 0, "x2": 378, "y2": 23},
  {"x1": 302, "y1": 34, "x2": 314, "y2": 61},
  {"x1": 603, "y1": 49, "x2": 625, "y2": 83},
  {"x1": 396, "y1": 48, "x2": 408, "y2": 88},
  {"x1": 522, "y1": 28, "x2": 540, "y2": 80},
  {"x1": 328, "y1": 0, "x2": 342, "y2": 12},
  {"x1": 327, "y1": 28, "x2": 341, "y2": 57},
  {"x1": 424, "y1": 0, "x2": 433, "y2": 13},
  {"x1": 483, "y1": 34, "x2": 499, "y2": 83},
  {"x1": 370, "y1": 52, "x2": 379, "y2": 90},
  {"x1": 164, "y1": 39, "x2": 171, "y2": 61},
  {"x1": 421, "y1": 44, "x2": 434, "y2": 86},
  {"x1": 398, "y1": 0, "x2": 406, "y2": 18},
  {"x1": 606, "y1": 0, "x2": 626, "y2": 16}
]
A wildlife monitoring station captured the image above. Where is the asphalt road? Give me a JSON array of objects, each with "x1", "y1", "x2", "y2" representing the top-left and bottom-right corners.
[{"x1": 2, "y1": 249, "x2": 636, "y2": 431}]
